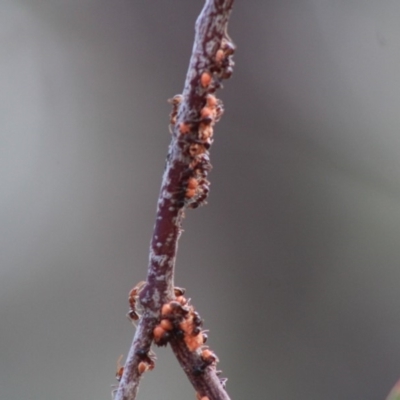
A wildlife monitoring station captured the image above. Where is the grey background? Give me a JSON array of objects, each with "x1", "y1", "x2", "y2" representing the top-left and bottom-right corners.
[{"x1": 1, "y1": 1, "x2": 400, "y2": 399}]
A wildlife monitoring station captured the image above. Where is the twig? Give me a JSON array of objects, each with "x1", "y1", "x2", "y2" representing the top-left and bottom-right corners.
[{"x1": 114, "y1": 1, "x2": 235, "y2": 399}]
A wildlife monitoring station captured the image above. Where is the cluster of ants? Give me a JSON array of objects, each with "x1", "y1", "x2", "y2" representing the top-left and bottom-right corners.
[
  {"x1": 115, "y1": 281, "x2": 226, "y2": 400},
  {"x1": 168, "y1": 36, "x2": 235, "y2": 210},
  {"x1": 114, "y1": 36, "x2": 235, "y2": 400}
]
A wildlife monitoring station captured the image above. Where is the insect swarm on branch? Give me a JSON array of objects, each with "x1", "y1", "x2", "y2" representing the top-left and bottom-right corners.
[{"x1": 113, "y1": 2, "x2": 236, "y2": 400}]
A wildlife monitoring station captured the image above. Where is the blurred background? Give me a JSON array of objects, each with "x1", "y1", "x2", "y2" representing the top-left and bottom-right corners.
[{"x1": 1, "y1": 1, "x2": 400, "y2": 399}]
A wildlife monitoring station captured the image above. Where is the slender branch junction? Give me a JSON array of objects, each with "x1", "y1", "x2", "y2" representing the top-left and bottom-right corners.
[{"x1": 114, "y1": 1, "x2": 235, "y2": 399}]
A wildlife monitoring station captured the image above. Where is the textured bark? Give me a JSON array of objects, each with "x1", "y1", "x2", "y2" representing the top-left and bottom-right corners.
[{"x1": 114, "y1": 1, "x2": 235, "y2": 399}]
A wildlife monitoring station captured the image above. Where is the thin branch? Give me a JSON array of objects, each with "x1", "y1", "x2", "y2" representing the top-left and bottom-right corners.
[{"x1": 114, "y1": 1, "x2": 235, "y2": 399}]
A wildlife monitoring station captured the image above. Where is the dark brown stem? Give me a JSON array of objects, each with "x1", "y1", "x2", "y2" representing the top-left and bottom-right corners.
[
  {"x1": 170, "y1": 339, "x2": 231, "y2": 400},
  {"x1": 114, "y1": 1, "x2": 235, "y2": 399}
]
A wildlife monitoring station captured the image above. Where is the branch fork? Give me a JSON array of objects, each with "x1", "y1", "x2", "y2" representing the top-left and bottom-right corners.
[{"x1": 114, "y1": 1, "x2": 235, "y2": 399}]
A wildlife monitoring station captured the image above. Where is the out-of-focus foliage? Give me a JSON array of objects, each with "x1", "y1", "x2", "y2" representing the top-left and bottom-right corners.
[{"x1": 386, "y1": 380, "x2": 400, "y2": 400}]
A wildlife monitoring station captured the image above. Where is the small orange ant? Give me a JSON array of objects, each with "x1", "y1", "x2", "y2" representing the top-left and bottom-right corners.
[
  {"x1": 115, "y1": 354, "x2": 124, "y2": 382},
  {"x1": 111, "y1": 355, "x2": 124, "y2": 399},
  {"x1": 200, "y1": 71, "x2": 212, "y2": 88},
  {"x1": 127, "y1": 281, "x2": 146, "y2": 323},
  {"x1": 201, "y1": 348, "x2": 218, "y2": 365},
  {"x1": 168, "y1": 94, "x2": 183, "y2": 128},
  {"x1": 179, "y1": 122, "x2": 191, "y2": 135}
]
